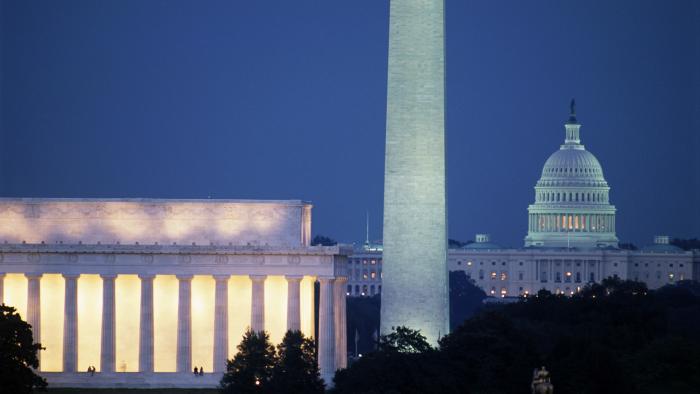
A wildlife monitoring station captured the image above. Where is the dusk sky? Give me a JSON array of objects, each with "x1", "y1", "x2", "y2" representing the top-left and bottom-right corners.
[{"x1": 1, "y1": 0, "x2": 698, "y2": 247}]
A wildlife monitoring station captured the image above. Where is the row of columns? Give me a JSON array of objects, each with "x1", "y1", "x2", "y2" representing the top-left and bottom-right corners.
[
  {"x1": 529, "y1": 213, "x2": 615, "y2": 233},
  {"x1": 0, "y1": 273, "x2": 346, "y2": 379},
  {"x1": 537, "y1": 191, "x2": 607, "y2": 203}
]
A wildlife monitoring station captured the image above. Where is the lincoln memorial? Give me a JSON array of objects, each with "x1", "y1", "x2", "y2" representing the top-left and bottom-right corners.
[{"x1": 0, "y1": 198, "x2": 349, "y2": 388}]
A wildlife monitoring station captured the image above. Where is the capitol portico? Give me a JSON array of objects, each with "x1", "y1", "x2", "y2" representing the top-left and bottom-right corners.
[{"x1": 0, "y1": 198, "x2": 348, "y2": 388}]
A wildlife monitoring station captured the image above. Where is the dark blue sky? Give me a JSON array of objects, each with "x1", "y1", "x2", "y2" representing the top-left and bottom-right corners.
[{"x1": 1, "y1": 0, "x2": 698, "y2": 247}]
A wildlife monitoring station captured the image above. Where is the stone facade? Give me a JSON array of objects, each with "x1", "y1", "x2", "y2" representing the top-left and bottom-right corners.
[
  {"x1": 381, "y1": 0, "x2": 449, "y2": 345},
  {"x1": 0, "y1": 198, "x2": 347, "y2": 388},
  {"x1": 347, "y1": 239, "x2": 699, "y2": 299}
]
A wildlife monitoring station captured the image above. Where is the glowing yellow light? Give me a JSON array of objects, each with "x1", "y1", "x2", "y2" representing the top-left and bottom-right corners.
[
  {"x1": 191, "y1": 276, "x2": 215, "y2": 372},
  {"x1": 228, "y1": 276, "x2": 252, "y2": 358},
  {"x1": 3, "y1": 273, "x2": 28, "y2": 319},
  {"x1": 115, "y1": 275, "x2": 140, "y2": 372},
  {"x1": 300, "y1": 276, "x2": 315, "y2": 339},
  {"x1": 40, "y1": 274, "x2": 64, "y2": 372},
  {"x1": 264, "y1": 276, "x2": 288, "y2": 345},
  {"x1": 78, "y1": 274, "x2": 103, "y2": 371},
  {"x1": 154, "y1": 275, "x2": 178, "y2": 372}
]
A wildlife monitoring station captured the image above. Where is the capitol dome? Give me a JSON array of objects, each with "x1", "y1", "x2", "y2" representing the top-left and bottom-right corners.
[{"x1": 524, "y1": 101, "x2": 618, "y2": 249}]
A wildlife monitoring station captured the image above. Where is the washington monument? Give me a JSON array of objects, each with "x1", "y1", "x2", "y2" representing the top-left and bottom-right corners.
[{"x1": 380, "y1": 0, "x2": 449, "y2": 344}]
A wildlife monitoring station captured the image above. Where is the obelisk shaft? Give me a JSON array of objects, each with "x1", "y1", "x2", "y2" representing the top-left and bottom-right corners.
[{"x1": 381, "y1": 0, "x2": 449, "y2": 344}]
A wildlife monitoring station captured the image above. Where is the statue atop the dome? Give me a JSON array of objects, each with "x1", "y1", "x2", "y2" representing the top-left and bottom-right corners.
[{"x1": 568, "y1": 99, "x2": 577, "y2": 123}]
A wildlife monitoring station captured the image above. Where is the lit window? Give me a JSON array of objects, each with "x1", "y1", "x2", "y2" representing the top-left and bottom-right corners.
[
  {"x1": 370, "y1": 272, "x2": 376, "y2": 279},
  {"x1": 490, "y1": 287, "x2": 495, "y2": 295},
  {"x1": 371, "y1": 260, "x2": 376, "y2": 265},
  {"x1": 467, "y1": 261, "x2": 473, "y2": 266},
  {"x1": 500, "y1": 288, "x2": 507, "y2": 297},
  {"x1": 363, "y1": 273, "x2": 368, "y2": 280},
  {"x1": 490, "y1": 272, "x2": 497, "y2": 280},
  {"x1": 500, "y1": 272, "x2": 507, "y2": 281}
]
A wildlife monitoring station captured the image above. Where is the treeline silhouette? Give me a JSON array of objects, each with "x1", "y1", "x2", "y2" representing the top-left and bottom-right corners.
[{"x1": 333, "y1": 278, "x2": 700, "y2": 394}]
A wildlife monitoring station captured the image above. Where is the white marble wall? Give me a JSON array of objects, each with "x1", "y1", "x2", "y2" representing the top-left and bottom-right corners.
[{"x1": 0, "y1": 198, "x2": 311, "y2": 247}]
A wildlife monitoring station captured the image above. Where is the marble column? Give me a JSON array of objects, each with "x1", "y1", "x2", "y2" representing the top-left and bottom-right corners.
[
  {"x1": 176, "y1": 275, "x2": 193, "y2": 373},
  {"x1": 334, "y1": 276, "x2": 348, "y2": 370},
  {"x1": 213, "y1": 275, "x2": 229, "y2": 373},
  {"x1": 285, "y1": 275, "x2": 303, "y2": 332},
  {"x1": 100, "y1": 274, "x2": 117, "y2": 373},
  {"x1": 0, "y1": 272, "x2": 5, "y2": 305},
  {"x1": 139, "y1": 274, "x2": 155, "y2": 373},
  {"x1": 63, "y1": 274, "x2": 79, "y2": 372},
  {"x1": 318, "y1": 277, "x2": 335, "y2": 384},
  {"x1": 250, "y1": 275, "x2": 266, "y2": 332},
  {"x1": 26, "y1": 273, "x2": 42, "y2": 368}
]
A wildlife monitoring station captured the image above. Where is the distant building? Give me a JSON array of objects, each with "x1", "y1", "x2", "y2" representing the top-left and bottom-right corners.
[
  {"x1": 348, "y1": 235, "x2": 699, "y2": 298},
  {"x1": 525, "y1": 101, "x2": 618, "y2": 249},
  {"x1": 347, "y1": 105, "x2": 700, "y2": 298}
]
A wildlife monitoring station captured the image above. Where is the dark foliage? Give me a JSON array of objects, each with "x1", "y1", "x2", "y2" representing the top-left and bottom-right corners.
[
  {"x1": 311, "y1": 235, "x2": 337, "y2": 246},
  {"x1": 376, "y1": 326, "x2": 433, "y2": 354},
  {"x1": 448, "y1": 239, "x2": 471, "y2": 248},
  {"x1": 670, "y1": 238, "x2": 700, "y2": 251},
  {"x1": 618, "y1": 242, "x2": 638, "y2": 250},
  {"x1": 220, "y1": 330, "x2": 276, "y2": 394},
  {"x1": 268, "y1": 331, "x2": 324, "y2": 394},
  {"x1": 346, "y1": 295, "x2": 380, "y2": 356},
  {"x1": 449, "y1": 270, "x2": 487, "y2": 330},
  {"x1": 0, "y1": 304, "x2": 47, "y2": 393},
  {"x1": 334, "y1": 278, "x2": 700, "y2": 394},
  {"x1": 332, "y1": 327, "x2": 452, "y2": 394}
]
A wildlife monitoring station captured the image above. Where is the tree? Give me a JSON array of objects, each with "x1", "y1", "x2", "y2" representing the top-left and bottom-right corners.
[
  {"x1": 269, "y1": 330, "x2": 324, "y2": 394},
  {"x1": 334, "y1": 279, "x2": 700, "y2": 393},
  {"x1": 220, "y1": 330, "x2": 276, "y2": 394},
  {"x1": 448, "y1": 238, "x2": 471, "y2": 248},
  {"x1": 377, "y1": 326, "x2": 433, "y2": 354},
  {"x1": 0, "y1": 304, "x2": 47, "y2": 393},
  {"x1": 449, "y1": 270, "x2": 486, "y2": 330},
  {"x1": 670, "y1": 238, "x2": 700, "y2": 251},
  {"x1": 618, "y1": 242, "x2": 638, "y2": 250},
  {"x1": 311, "y1": 235, "x2": 337, "y2": 246}
]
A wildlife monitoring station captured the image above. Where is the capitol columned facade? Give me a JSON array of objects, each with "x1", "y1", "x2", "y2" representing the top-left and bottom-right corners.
[
  {"x1": 347, "y1": 105, "x2": 699, "y2": 298},
  {"x1": 0, "y1": 198, "x2": 348, "y2": 388}
]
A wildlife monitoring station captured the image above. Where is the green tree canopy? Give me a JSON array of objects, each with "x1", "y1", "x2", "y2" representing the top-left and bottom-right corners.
[
  {"x1": 220, "y1": 330, "x2": 276, "y2": 394},
  {"x1": 333, "y1": 279, "x2": 700, "y2": 394},
  {"x1": 269, "y1": 330, "x2": 324, "y2": 394},
  {"x1": 0, "y1": 304, "x2": 47, "y2": 393},
  {"x1": 311, "y1": 235, "x2": 337, "y2": 246},
  {"x1": 376, "y1": 326, "x2": 433, "y2": 354}
]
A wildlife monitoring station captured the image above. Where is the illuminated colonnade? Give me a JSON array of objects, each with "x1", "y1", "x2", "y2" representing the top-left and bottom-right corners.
[
  {"x1": 0, "y1": 198, "x2": 347, "y2": 388},
  {"x1": 0, "y1": 272, "x2": 335, "y2": 376}
]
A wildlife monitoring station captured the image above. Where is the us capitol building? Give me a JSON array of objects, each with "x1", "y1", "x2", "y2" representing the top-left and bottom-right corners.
[{"x1": 348, "y1": 104, "x2": 699, "y2": 298}]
